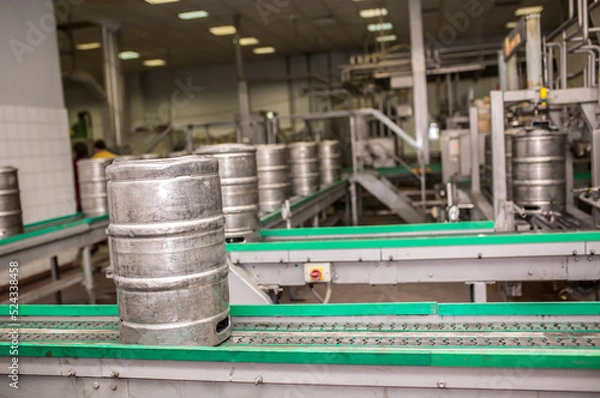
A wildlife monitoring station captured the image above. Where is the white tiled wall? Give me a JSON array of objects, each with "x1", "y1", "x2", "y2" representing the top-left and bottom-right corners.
[{"x1": 0, "y1": 103, "x2": 76, "y2": 224}]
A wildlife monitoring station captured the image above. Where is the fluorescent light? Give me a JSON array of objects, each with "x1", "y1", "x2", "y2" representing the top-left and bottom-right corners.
[
  {"x1": 368, "y1": 22, "x2": 393, "y2": 32},
  {"x1": 239, "y1": 37, "x2": 259, "y2": 46},
  {"x1": 144, "y1": 0, "x2": 179, "y2": 4},
  {"x1": 209, "y1": 25, "x2": 236, "y2": 35},
  {"x1": 119, "y1": 51, "x2": 140, "y2": 60},
  {"x1": 376, "y1": 34, "x2": 397, "y2": 43},
  {"x1": 515, "y1": 6, "x2": 543, "y2": 16},
  {"x1": 178, "y1": 10, "x2": 208, "y2": 20},
  {"x1": 253, "y1": 47, "x2": 275, "y2": 55},
  {"x1": 75, "y1": 42, "x2": 101, "y2": 50},
  {"x1": 360, "y1": 8, "x2": 388, "y2": 18},
  {"x1": 143, "y1": 59, "x2": 166, "y2": 67},
  {"x1": 505, "y1": 21, "x2": 518, "y2": 29}
]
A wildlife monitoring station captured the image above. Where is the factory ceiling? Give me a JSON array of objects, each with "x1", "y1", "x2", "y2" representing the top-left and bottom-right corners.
[{"x1": 57, "y1": 0, "x2": 568, "y2": 75}]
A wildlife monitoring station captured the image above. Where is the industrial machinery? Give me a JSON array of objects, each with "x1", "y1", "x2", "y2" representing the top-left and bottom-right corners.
[{"x1": 1, "y1": 302, "x2": 599, "y2": 396}]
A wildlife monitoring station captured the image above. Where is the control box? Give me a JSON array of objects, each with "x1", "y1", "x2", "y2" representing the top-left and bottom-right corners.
[{"x1": 303, "y1": 262, "x2": 332, "y2": 283}]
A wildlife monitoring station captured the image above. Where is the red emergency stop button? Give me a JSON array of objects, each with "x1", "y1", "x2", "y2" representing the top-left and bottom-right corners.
[{"x1": 310, "y1": 269, "x2": 322, "y2": 280}]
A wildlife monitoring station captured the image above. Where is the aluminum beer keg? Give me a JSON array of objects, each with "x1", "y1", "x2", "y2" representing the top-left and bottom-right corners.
[
  {"x1": 319, "y1": 140, "x2": 342, "y2": 186},
  {"x1": 77, "y1": 158, "x2": 113, "y2": 217},
  {"x1": 0, "y1": 167, "x2": 24, "y2": 238},
  {"x1": 512, "y1": 128, "x2": 566, "y2": 213},
  {"x1": 255, "y1": 144, "x2": 290, "y2": 213},
  {"x1": 194, "y1": 144, "x2": 259, "y2": 242},
  {"x1": 106, "y1": 156, "x2": 231, "y2": 346},
  {"x1": 289, "y1": 141, "x2": 319, "y2": 196},
  {"x1": 140, "y1": 153, "x2": 161, "y2": 159}
]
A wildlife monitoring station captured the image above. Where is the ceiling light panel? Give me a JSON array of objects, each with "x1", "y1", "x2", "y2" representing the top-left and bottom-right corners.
[
  {"x1": 75, "y1": 42, "x2": 101, "y2": 50},
  {"x1": 209, "y1": 25, "x2": 237, "y2": 35},
  {"x1": 143, "y1": 59, "x2": 166, "y2": 66},
  {"x1": 178, "y1": 10, "x2": 208, "y2": 20},
  {"x1": 368, "y1": 22, "x2": 393, "y2": 32},
  {"x1": 253, "y1": 47, "x2": 275, "y2": 54},
  {"x1": 376, "y1": 34, "x2": 397, "y2": 42},
  {"x1": 119, "y1": 51, "x2": 140, "y2": 60},
  {"x1": 360, "y1": 8, "x2": 388, "y2": 18},
  {"x1": 239, "y1": 37, "x2": 259, "y2": 46}
]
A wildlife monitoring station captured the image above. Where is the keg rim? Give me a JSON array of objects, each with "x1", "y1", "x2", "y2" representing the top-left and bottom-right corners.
[
  {"x1": 106, "y1": 155, "x2": 218, "y2": 181},
  {"x1": 0, "y1": 166, "x2": 17, "y2": 173},
  {"x1": 513, "y1": 128, "x2": 566, "y2": 137},
  {"x1": 194, "y1": 143, "x2": 256, "y2": 155},
  {"x1": 319, "y1": 140, "x2": 340, "y2": 146},
  {"x1": 255, "y1": 143, "x2": 287, "y2": 150},
  {"x1": 288, "y1": 141, "x2": 317, "y2": 149},
  {"x1": 77, "y1": 158, "x2": 115, "y2": 165}
]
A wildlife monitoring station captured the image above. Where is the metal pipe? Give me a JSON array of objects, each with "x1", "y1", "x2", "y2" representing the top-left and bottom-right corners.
[
  {"x1": 526, "y1": 14, "x2": 543, "y2": 89},
  {"x1": 546, "y1": 42, "x2": 566, "y2": 89},
  {"x1": 498, "y1": 50, "x2": 508, "y2": 91},
  {"x1": 545, "y1": 39, "x2": 553, "y2": 89},
  {"x1": 101, "y1": 23, "x2": 124, "y2": 148},
  {"x1": 506, "y1": 53, "x2": 520, "y2": 90}
]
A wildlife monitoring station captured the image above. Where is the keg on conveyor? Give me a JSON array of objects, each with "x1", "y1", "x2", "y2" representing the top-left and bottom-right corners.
[
  {"x1": 77, "y1": 158, "x2": 113, "y2": 217},
  {"x1": 318, "y1": 140, "x2": 342, "y2": 187},
  {"x1": 512, "y1": 128, "x2": 567, "y2": 213},
  {"x1": 140, "y1": 153, "x2": 161, "y2": 159},
  {"x1": 0, "y1": 167, "x2": 24, "y2": 238},
  {"x1": 168, "y1": 151, "x2": 190, "y2": 158},
  {"x1": 194, "y1": 144, "x2": 260, "y2": 242},
  {"x1": 483, "y1": 129, "x2": 516, "y2": 201},
  {"x1": 255, "y1": 144, "x2": 290, "y2": 214},
  {"x1": 289, "y1": 141, "x2": 320, "y2": 196},
  {"x1": 106, "y1": 156, "x2": 231, "y2": 346}
]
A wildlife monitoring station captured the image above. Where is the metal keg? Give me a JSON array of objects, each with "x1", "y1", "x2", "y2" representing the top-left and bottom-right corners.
[
  {"x1": 168, "y1": 151, "x2": 190, "y2": 158},
  {"x1": 289, "y1": 142, "x2": 319, "y2": 196},
  {"x1": 106, "y1": 156, "x2": 231, "y2": 346},
  {"x1": 255, "y1": 144, "x2": 290, "y2": 214},
  {"x1": 194, "y1": 144, "x2": 259, "y2": 242},
  {"x1": 0, "y1": 167, "x2": 24, "y2": 238},
  {"x1": 512, "y1": 129, "x2": 566, "y2": 212},
  {"x1": 483, "y1": 130, "x2": 515, "y2": 200},
  {"x1": 77, "y1": 158, "x2": 113, "y2": 217},
  {"x1": 319, "y1": 140, "x2": 342, "y2": 186}
]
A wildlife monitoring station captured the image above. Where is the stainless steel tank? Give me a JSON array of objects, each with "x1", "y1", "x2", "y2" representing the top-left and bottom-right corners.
[
  {"x1": 194, "y1": 144, "x2": 259, "y2": 242},
  {"x1": 255, "y1": 144, "x2": 290, "y2": 214},
  {"x1": 106, "y1": 156, "x2": 231, "y2": 346},
  {"x1": 289, "y1": 142, "x2": 319, "y2": 196},
  {"x1": 0, "y1": 167, "x2": 24, "y2": 238},
  {"x1": 319, "y1": 140, "x2": 341, "y2": 186},
  {"x1": 512, "y1": 128, "x2": 566, "y2": 212},
  {"x1": 483, "y1": 130, "x2": 515, "y2": 200},
  {"x1": 77, "y1": 158, "x2": 113, "y2": 217}
]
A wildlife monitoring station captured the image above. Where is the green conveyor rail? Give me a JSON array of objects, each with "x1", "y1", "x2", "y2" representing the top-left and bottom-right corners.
[
  {"x1": 260, "y1": 179, "x2": 348, "y2": 225},
  {"x1": 1, "y1": 302, "x2": 599, "y2": 369},
  {"x1": 341, "y1": 163, "x2": 442, "y2": 176},
  {"x1": 5, "y1": 302, "x2": 599, "y2": 318},
  {"x1": 260, "y1": 220, "x2": 494, "y2": 238},
  {"x1": 0, "y1": 213, "x2": 108, "y2": 247},
  {"x1": 229, "y1": 229, "x2": 600, "y2": 252}
]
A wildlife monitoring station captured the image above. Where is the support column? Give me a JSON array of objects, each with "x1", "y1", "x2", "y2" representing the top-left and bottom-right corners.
[
  {"x1": 498, "y1": 51, "x2": 508, "y2": 92},
  {"x1": 593, "y1": 129, "x2": 600, "y2": 227},
  {"x1": 409, "y1": 0, "x2": 430, "y2": 164},
  {"x1": 234, "y1": 16, "x2": 252, "y2": 143},
  {"x1": 490, "y1": 91, "x2": 514, "y2": 232},
  {"x1": 526, "y1": 14, "x2": 543, "y2": 89},
  {"x1": 471, "y1": 283, "x2": 488, "y2": 303},
  {"x1": 469, "y1": 106, "x2": 480, "y2": 193},
  {"x1": 506, "y1": 54, "x2": 520, "y2": 91},
  {"x1": 82, "y1": 246, "x2": 96, "y2": 304},
  {"x1": 102, "y1": 23, "x2": 124, "y2": 149}
]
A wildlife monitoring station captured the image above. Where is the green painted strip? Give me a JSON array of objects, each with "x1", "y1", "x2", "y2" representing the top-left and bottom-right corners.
[
  {"x1": 431, "y1": 349, "x2": 600, "y2": 369},
  {"x1": 260, "y1": 179, "x2": 348, "y2": 225},
  {"x1": 228, "y1": 230, "x2": 600, "y2": 252},
  {"x1": 0, "y1": 303, "x2": 436, "y2": 318},
  {"x1": 1, "y1": 305, "x2": 119, "y2": 317},
  {"x1": 341, "y1": 164, "x2": 442, "y2": 176},
  {"x1": 1, "y1": 343, "x2": 597, "y2": 369},
  {"x1": 230, "y1": 302, "x2": 437, "y2": 317},
  {"x1": 439, "y1": 302, "x2": 600, "y2": 316},
  {"x1": 24, "y1": 213, "x2": 84, "y2": 229},
  {"x1": 260, "y1": 221, "x2": 494, "y2": 238}
]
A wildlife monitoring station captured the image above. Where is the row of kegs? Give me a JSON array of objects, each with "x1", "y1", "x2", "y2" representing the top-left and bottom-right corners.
[
  {"x1": 76, "y1": 140, "x2": 342, "y2": 243},
  {"x1": 483, "y1": 127, "x2": 567, "y2": 213}
]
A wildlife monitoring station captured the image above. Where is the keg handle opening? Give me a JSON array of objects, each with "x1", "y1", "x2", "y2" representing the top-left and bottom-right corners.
[
  {"x1": 226, "y1": 237, "x2": 246, "y2": 244},
  {"x1": 216, "y1": 316, "x2": 231, "y2": 334}
]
